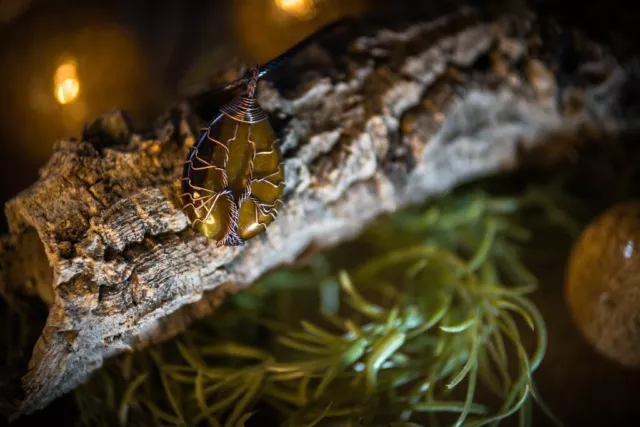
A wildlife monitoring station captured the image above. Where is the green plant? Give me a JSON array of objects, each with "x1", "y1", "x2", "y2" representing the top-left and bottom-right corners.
[{"x1": 74, "y1": 185, "x2": 570, "y2": 427}]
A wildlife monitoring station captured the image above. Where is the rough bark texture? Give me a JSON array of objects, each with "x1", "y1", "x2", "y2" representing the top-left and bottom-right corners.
[{"x1": 0, "y1": 2, "x2": 632, "y2": 419}]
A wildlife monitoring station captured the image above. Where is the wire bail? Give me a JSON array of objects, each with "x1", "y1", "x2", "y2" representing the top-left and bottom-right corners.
[{"x1": 220, "y1": 65, "x2": 268, "y2": 123}]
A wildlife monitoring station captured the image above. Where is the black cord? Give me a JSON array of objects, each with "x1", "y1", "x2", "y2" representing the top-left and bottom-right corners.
[{"x1": 207, "y1": 16, "x2": 357, "y2": 95}]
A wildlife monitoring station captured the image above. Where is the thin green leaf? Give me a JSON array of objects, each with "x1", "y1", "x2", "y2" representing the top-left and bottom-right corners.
[
  {"x1": 277, "y1": 336, "x2": 333, "y2": 355},
  {"x1": 224, "y1": 371, "x2": 265, "y2": 427},
  {"x1": 497, "y1": 299, "x2": 535, "y2": 330},
  {"x1": 177, "y1": 341, "x2": 206, "y2": 369},
  {"x1": 413, "y1": 401, "x2": 488, "y2": 415},
  {"x1": 302, "y1": 403, "x2": 334, "y2": 427},
  {"x1": 196, "y1": 370, "x2": 221, "y2": 427},
  {"x1": 365, "y1": 329, "x2": 406, "y2": 394},
  {"x1": 453, "y1": 339, "x2": 479, "y2": 427},
  {"x1": 467, "y1": 218, "x2": 497, "y2": 272},
  {"x1": 235, "y1": 411, "x2": 257, "y2": 427},
  {"x1": 440, "y1": 315, "x2": 475, "y2": 333},
  {"x1": 338, "y1": 270, "x2": 386, "y2": 320},
  {"x1": 199, "y1": 343, "x2": 271, "y2": 360},
  {"x1": 314, "y1": 339, "x2": 367, "y2": 399},
  {"x1": 263, "y1": 382, "x2": 305, "y2": 406},
  {"x1": 139, "y1": 397, "x2": 183, "y2": 425},
  {"x1": 118, "y1": 372, "x2": 148, "y2": 426},
  {"x1": 150, "y1": 350, "x2": 186, "y2": 424},
  {"x1": 300, "y1": 320, "x2": 342, "y2": 343},
  {"x1": 447, "y1": 322, "x2": 479, "y2": 389},
  {"x1": 466, "y1": 384, "x2": 529, "y2": 427},
  {"x1": 192, "y1": 381, "x2": 249, "y2": 425}
]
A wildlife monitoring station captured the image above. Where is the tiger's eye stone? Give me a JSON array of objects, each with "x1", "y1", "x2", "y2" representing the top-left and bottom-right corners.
[
  {"x1": 565, "y1": 202, "x2": 640, "y2": 368},
  {"x1": 181, "y1": 99, "x2": 284, "y2": 246}
]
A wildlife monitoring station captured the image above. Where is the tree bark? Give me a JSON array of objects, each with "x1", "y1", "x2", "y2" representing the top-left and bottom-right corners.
[{"x1": 0, "y1": 2, "x2": 630, "y2": 419}]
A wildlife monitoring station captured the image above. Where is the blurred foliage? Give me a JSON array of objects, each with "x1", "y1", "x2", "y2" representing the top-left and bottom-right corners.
[{"x1": 71, "y1": 180, "x2": 577, "y2": 427}]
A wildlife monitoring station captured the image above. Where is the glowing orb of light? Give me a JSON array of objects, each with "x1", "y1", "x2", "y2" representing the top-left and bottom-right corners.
[
  {"x1": 53, "y1": 61, "x2": 80, "y2": 104},
  {"x1": 274, "y1": 0, "x2": 316, "y2": 19},
  {"x1": 55, "y1": 77, "x2": 80, "y2": 104}
]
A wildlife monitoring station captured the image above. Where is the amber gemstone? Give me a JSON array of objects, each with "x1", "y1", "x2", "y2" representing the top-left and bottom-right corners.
[{"x1": 181, "y1": 104, "x2": 284, "y2": 246}]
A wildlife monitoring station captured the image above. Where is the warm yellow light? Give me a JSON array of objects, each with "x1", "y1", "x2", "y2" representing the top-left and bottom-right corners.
[
  {"x1": 56, "y1": 78, "x2": 80, "y2": 104},
  {"x1": 54, "y1": 61, "x2": 80, "y2": 104},
  {"x1": 274, "y1": 0, "x2": 315, "y2": 18}
]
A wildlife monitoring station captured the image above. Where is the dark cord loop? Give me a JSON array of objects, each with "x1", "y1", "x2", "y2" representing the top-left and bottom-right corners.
[{"x1": 210, "y1": 17, "x2": 354, "y2": 96}]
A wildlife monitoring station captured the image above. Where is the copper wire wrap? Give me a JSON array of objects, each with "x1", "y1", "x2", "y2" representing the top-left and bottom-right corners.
[{"x1": 220, "y1": 65, "x2": 268, "y2": 123}]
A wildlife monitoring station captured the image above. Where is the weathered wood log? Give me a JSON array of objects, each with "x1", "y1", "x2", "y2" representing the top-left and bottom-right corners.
[{"x1": 0, "y1": 2, "x2": 631, "y2": 419}]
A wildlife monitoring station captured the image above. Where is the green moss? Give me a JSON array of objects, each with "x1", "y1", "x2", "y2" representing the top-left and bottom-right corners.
[{"x1": 74, "y1": 184, "x2": 574, "y2": 427}]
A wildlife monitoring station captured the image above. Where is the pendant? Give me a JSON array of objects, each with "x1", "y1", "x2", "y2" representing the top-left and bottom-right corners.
[{"x1": 181, "y1": 67, "x2": 285, "y2": 246}]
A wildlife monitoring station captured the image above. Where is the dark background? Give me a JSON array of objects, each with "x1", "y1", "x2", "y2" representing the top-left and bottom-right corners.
[{"x1": 1, "y1": 0, "x2": 640, "y2": 426}]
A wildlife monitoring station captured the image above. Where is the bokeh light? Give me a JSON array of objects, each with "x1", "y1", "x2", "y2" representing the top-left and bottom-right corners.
[
  {"x1": 233, "y1": 0, "x2": 369, "y2": 64},
  {"x1": 56, "y1": 79, "x2": 80, "y2": 104},
  {"x1": 275, "y1": 0, "x2": 316, "y2": 19},
  {"x1": 54, "y1": 61, "x2": 80, "y2": 104}
]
